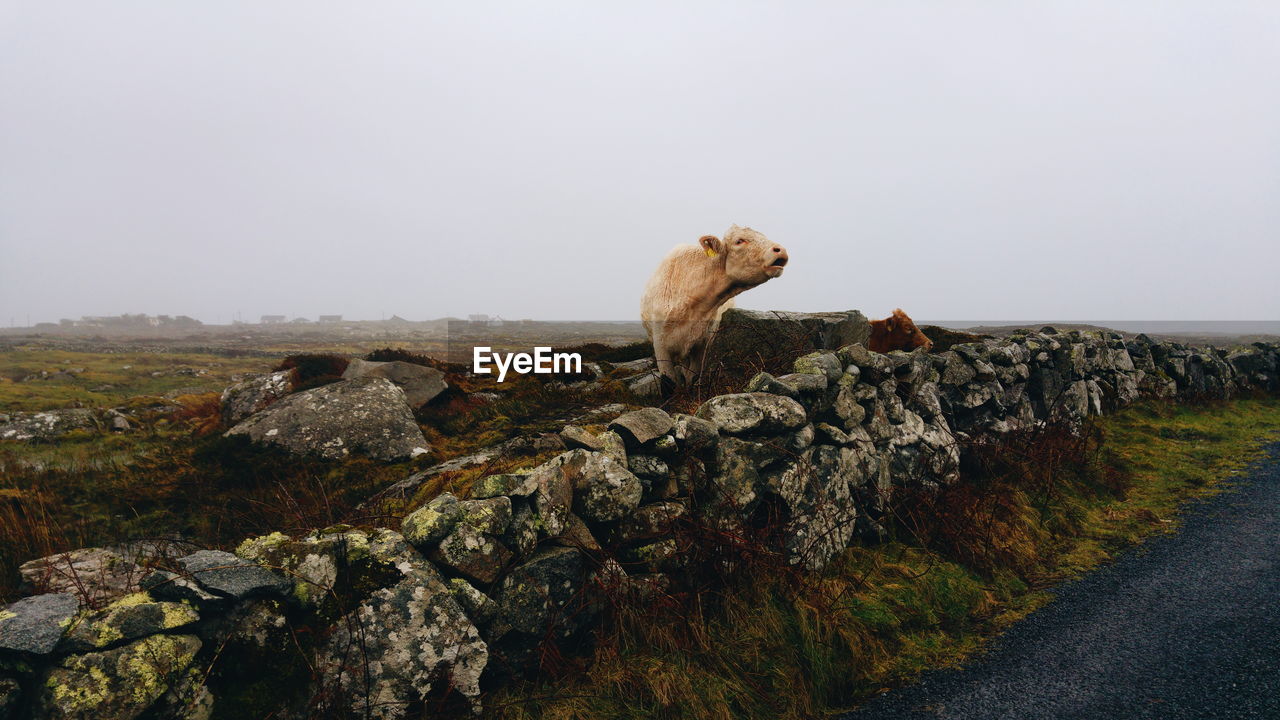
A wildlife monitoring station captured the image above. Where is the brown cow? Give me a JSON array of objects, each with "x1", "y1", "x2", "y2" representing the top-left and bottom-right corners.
[
  {"x1": 868, "y1": 308, "x2": 933, "y2": 353},
  {"x1": 641, "y1": 225, "x2": 789, "y2": 388}
]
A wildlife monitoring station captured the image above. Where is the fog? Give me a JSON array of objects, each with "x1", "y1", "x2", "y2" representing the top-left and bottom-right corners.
[{"x1": 2, "y1": 1, "x2": 1278, "y2": 325}]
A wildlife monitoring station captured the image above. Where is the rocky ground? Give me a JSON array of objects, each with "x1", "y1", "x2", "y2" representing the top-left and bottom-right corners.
[{"x1": 1, "y1": 311, "x2": 1278, "y2": 719}]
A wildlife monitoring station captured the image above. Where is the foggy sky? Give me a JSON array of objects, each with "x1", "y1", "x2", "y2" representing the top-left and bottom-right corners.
[{"x1": 2, "y1": 1, "x2": 1278, "y2": 325}]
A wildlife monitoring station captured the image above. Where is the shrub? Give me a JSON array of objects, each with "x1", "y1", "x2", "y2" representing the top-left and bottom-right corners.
[{"x1": 275, "y1": 353, "x2": 351, "y2": 392}]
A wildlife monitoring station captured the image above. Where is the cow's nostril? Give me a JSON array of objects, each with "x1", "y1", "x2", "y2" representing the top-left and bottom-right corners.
[{"x1": 773, "y1": 247, "x2": 782, "y2": 253}]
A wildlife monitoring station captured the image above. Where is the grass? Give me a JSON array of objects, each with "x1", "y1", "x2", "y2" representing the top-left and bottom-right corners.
[
  {"x1": 0, "y1": 345, "x2": 643, "y2": 602},
  {"x1": 0, "y1": 348, "x2": 271, "y2": 412},
  {"x1": 481, "y1": 394, "x2": 1280, "y2": 720}
]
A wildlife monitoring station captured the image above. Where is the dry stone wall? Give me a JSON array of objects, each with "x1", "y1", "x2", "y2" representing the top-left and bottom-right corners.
[{"x1": 2, "y1": 324, "x2": 1278, "y2": 719}]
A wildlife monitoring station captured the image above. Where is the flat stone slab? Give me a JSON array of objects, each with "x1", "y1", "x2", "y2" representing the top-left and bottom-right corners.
[
  {"x1": 0, "y1": 593, "x2": 81, "y2": 656},
  {"x1": 609, "y1": 407, "x2": 674, "y2": 447},
  {"x1": 176, "y1": 550, "x2": 291, "y2": 600}
]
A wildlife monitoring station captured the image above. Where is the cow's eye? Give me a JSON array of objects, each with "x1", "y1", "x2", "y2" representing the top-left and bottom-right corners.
[{"x1": 735, "y1": 238, "x2": 747, "y2": 245}]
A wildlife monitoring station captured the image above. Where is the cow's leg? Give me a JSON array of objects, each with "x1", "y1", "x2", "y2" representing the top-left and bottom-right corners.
[{"x1": 652, "y1": 334, "x2": 679, "y2": 391}]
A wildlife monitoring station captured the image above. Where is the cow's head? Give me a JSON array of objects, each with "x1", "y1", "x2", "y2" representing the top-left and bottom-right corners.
[
  {"x1": 870, "y1": 308, "x2": 933, "y2": 353},
  {"x1": 699, "y1": 225, "x2": 788, "y2": 288}
]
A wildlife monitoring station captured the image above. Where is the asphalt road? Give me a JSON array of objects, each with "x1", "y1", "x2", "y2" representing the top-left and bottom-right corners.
[{"x1": 843, "y1": 442, "x2": 1280, "y2": 720}]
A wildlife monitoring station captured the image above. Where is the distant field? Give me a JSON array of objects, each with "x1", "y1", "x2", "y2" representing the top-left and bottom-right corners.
[{"x1": 0, "y1": 348, "x2": 273, "y2": 412}]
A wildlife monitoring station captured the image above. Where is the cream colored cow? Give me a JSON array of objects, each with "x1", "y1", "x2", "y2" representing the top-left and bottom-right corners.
[{"x1": 641, "y1": 225, "x2": 789, "y2": 389}]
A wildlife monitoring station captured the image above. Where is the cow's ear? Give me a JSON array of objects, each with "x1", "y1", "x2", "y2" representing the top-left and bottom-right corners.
[{"x1": 699, "y1": 235, "x2": 723, "y2": 258}]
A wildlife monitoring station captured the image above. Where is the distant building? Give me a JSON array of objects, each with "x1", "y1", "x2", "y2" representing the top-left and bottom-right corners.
[
  {"x1": 260, "y1": 315, "x2": 286, "y2": 324},
  {"x1": 318, "y1": 315, "x2": 343, "y2": 323},
  {"x1": 291, "y1": 317, "x2": 312, "y2": 324},
  {"x1": 468, "y1": 314, "x2": 490, "y2": 325}
]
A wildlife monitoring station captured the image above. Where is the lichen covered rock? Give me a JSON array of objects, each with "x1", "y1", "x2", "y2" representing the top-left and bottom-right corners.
[
  {"x1": 695, "y1": 393, "x2": 807, "y2": 436},
  {"x1": 36, "y1": 633, "x2": 201, "y2": 720},
  {"x1": 225, "y1": 377, "x2": 430, "y2": 461},
  {"x1": 220, "y1": 370, "x2": 292, "y2": 426},
  {"x1": 60, "y1": 592, "x2": 198, "y2": 653},
  {"x1": 318, "y1": 560, "x2": 488, "y2": 718}
]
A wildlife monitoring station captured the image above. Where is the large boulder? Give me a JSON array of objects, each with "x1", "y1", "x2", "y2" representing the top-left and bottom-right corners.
[
  {"x1": 342, "y1": 359, "x2": 448, "y2": 408},
  {"x1": 0, "y1": 409, "x2": 96, "y2": 443},
  {"x1": 704, "y1": 309, "x2": 871, "y2": 377},
  {"x1": 225, "y1": 377, "x2": 430, "y2": 461},
  {"x1": 220, "y1": 370, "x2": 293, "y2": 426}
]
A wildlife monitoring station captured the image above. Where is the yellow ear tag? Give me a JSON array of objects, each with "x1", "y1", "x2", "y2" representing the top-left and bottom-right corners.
[{"x1": 705, "y1": 248, "x2": 718, "y2": 258}]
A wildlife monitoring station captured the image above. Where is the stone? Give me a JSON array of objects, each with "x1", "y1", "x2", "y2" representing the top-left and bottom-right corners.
[
  {"x1": 490, "y1": 547, "x2": 589, "y2": 664},
  {"x1": 556, "y1": 450, "x2": 644, "y2": 523},
  {"x1": 624, "y1": 371, "x2": 663, "y2": 398},
  {"x1": 705, "y1": 309, "x2": 871, "y2": 374},
  {"x1": 839, "y1": 344, "x2": 894, "y2": 381},
  {"x1": 138, "y1": 570, "x2": 222, "y2": 607},
  {"x1": 19, "y1": 548, "x2": 141, "y2": 605},
  {"x1": 0, "y1": 409, "x2": 96, "y2": 443},
  {"x1": 431, "y1": 524, "x2": 513, "y2": 585},
  {"x1": 608, "y1": 407, "x2": 674, "y2": 447},
  {"x1": 777, "y1": 372, "x2": 828, "y2": 393},
  {"x1": 617, "y1": 502, "x2": 687, "y2": 544},
  {"x1": 60, "y1": 593, "x2": 198, "y2": 653},
  {"x1": 317, "y1": 560, "x2": 488, "y2": 718},
  {"x1": 651, "y1": 434, "x2": 679, "y2": 457},
  {"x1": 220, "y1": 371, "x2": 292, "y2": 426},
  {"x1": 470, "y1": 472, "x2": 538, "y2": 499},
  {"x1": 559, "y1": 424, "x2": 606, "y2": 452},
  {"x1": 176, "y1": 550, "x2": 291, "y2": 600},
  {"x1": 341, "y1": 358, "x2": 448, "y2": 408},
  {"x1": 549, "y1": 512, "x2": 602, "y2": 552},
  {"x1": 832, "y1": 383, "x2": 869, "y2": 429},
  {"x1": 672, "y1": 413, "x2": 719, "y2": 452},
  {"x1": 793, "y1": 352, "x2": 843, "y2": 382},
  {"x1": 224, "y1": 377, "x2": 430, "y2": 461},
  {"x1": 500, "y1": 504, "x2": 540, "y2": 558},
  {"x1": 628, "y1": 454, "x2": 670, "y2": 478},
  {"x1": 236, "y1": 528, "x2": 413, "y2": 611},
  {"x1": 695, "y1": 393, "x2": 807, "y2": 435},
  {"x1": 448, "y1": 578, "x2": 496, "y2": 627},
  {"x1": 706, "y1": 436, "x2": 790, "y2": 513},
  {"x1": 457, "y1": 496, "x2": 513, "y2": 535},
  {"x1": 596, "y1": 429, "x2": 628, "y2": 464},
  {"x1": 401, "y1": 492, "x2": 463, "y2": 548},
  {"x1": 0, "y1": 593, "x2": 80, "y2": 656},
  {"x1": 744, "y1": 371, "x2": 800, "y2": 398},
  {"x1": 36, "y1": 633, "x2": 201, "y2": 720}
]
